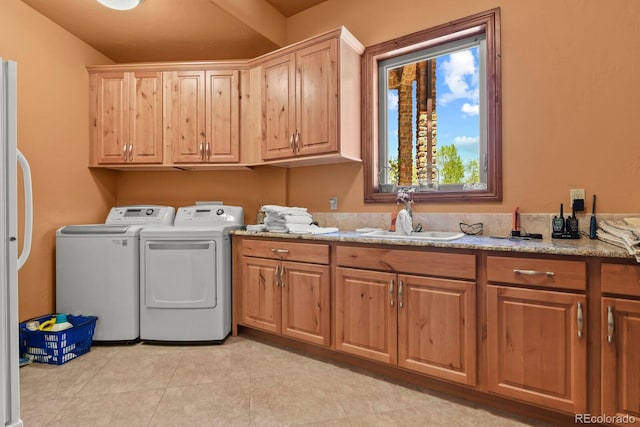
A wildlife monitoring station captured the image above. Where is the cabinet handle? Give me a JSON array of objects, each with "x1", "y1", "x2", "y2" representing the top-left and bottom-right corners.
[
  {"x1": 122, "y1": 144, "x2": 127, "y2": 160},
  {"x1": 289, "y1": 133, "x2": 295, "y2": 151},
  {"x1": 280, "y1": 265, "x2": 285, "y2": 288},
  {"x1": 271, "y1": 248, "x2": 289, "y2": 254},
  {"x1": 389, "y1": 279, "x2": 394, "y2": 307},
  {"x1": 294, "y1": 130, "x2": 300, "y2": 153},
  {"x1": 607, "y1": 305, "x2": 615, "y2": 344},
  {"x1": 398, "y1": 280, "x2": 404, "y2": 308},
  {"x1": 577, "y1": 302, "x2": 584, "y2": 339},
  {"x1": 274, "y1": 265, "x2": 279, "y2": 287},
  {"x1": 199, "y1": 143, "x2": 204, "y2": 160},
  {"x1": 128, "y1": 144, "x2": 133, "y2": 161},
  {"x1": 206, "y1": 142, "x2": 210, "y2": 160},
  {"x1": 513, "y1": 269, "x2": 554, "y2": 277}
]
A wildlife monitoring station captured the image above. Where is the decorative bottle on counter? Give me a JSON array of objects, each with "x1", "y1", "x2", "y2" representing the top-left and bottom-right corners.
[{"x1": 256, "y1": 207, "x2": 265, "y2": 224}]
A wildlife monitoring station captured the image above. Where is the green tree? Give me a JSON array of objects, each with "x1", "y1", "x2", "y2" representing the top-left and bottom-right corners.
[
  {"x1": 464, "y1": 159, "x2": 479, "y2": 183},
  {"x1": 437, "y1": 144, "x2": 464, "y2": 184},
  {"x1": 388, "y1": 158, "x2": 398, "y2": 184}
]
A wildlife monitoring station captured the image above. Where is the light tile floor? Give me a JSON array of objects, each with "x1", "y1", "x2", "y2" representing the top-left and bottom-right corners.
[{"x1": 19, "y1": 336, "x2": 553, "y2": 426}]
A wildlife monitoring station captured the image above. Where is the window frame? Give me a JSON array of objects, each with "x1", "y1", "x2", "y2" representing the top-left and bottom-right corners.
[{"x1": 362, "y1": 8, "x2": 502, "y2": 203}]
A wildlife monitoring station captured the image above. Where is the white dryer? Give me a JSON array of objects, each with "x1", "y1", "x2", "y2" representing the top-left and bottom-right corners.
[
  {"x1": 56, "y1": 206, "x2": 175, "y2": 343},
  {"x1": 139, "y1": 205, "x2": 244, "y2": 342}
]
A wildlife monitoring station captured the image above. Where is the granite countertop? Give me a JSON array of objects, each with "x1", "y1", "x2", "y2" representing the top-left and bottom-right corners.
[{"x1": 232, "y1": 230, "x2": 633, "y2": 259}]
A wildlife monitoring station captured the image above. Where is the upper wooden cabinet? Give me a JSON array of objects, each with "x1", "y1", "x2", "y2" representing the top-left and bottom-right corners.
[
  {"x1": 262, "y1": 40, "x2": 337, "y2": 160},
  {"x1": 165, "y1": 69, "x2": 239, "y2": 164},
  {"x1": 89, "y1": 71, "x2": 163, "y2": 165},
  {"x1": 257, "y1": 29, "x2": 363, "y2": 166},
  {"x1": 88, "y1": 27, "x2": 363, "y2": 170}
]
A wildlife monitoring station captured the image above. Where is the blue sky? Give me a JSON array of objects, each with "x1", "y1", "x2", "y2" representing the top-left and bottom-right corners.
[{"x1": 387, "y1": 47, "x2": 480, "y2": 165}]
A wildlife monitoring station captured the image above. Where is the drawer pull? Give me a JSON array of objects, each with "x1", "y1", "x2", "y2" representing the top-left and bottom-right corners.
[
  {"x1": 274, "y1": 265, "x2": 279, "y2": 287},
  {"x1": 607, "y1": 305, "x2": 615, "y2": 344},
  {"x1": 577, "y1": 302, "x2": 584, "y2": 339},
  {"x1": 398, "y1": 280, "x2": 404, "y2": 308},
  {"x1": 513, "y1": 269, "x2": 555, "y2": 277},
  {"x1": 271, "y1": 248, "x2": 289, "y2": 254},
  {"x1": 389, "y1": 279, "x2": 394, "y2": 307}
]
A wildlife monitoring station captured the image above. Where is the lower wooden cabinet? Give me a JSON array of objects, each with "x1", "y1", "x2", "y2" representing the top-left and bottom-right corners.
[
  {"x1": 398, "y1": 274, "x2": 476, "y2": 385},
  {"x1": 335, "y1": 266, "x2": 477, "y2": 386},
  {"x1": 601, "y1": 297, "x2": 640, "y2": 424},
  {"x1": 238, "y1": 241, "x2": 330, "y2": 347},
  {"x1": 486, "y1": 285, "x2": 587, "y2": 414},
  {"x1": 335, "y1": 268, "x2": 397, "y2": 364},
  {"x1": 233, "y1": 238, "x2": 640, "y2": 422}
]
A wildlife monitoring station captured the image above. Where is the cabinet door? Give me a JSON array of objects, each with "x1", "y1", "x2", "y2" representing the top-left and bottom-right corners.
[
  {"x1": 95, "y1": 72, "x2": 129, "y2": 164},
  {"x1": 602, "y1": 297, "x2": 640, "y2": 423},
  {"x1": 487, "y1": 285, "x2": 587, "y2": 414},
  {"x1": 281, "y1": 261, "x2": 330, "y2": 346},
  {"x1": 205, "y1": 70, "x2": 239, "y2": 163},
  {"x1": 398, "y1": 274, "x2": 476, "y2": 386},
  {"x1": 168, "y1": 70, "x2": 206, "y2": 163},
  {"x1": 262, "y1": 54, "x2": 296, "y2": 160},
  {"x1": 295, "y1": 39, "x2": 338, "y2": 156},
  {"x1": 129, "y1": 71, "x2": 163, "y2": 163},
  {"x1": 240, "y1": 256, "x2": 281, "y2": 333},
  {"x1": 335, "y1": 267, "x2": 397, "y2": 364}
]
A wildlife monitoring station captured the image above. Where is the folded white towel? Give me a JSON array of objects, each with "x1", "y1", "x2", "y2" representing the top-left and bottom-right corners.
[
  {"x1": 264, "y1": 216, "x2": 286, "y2": 226},
  {"x1": 262, "y1": 205, "x2": 308, "y2": 216},
  {"x1": 287, "y1": 223, "x2": 339, "y2": 235},
  {"x1": 283, "y1": 214, "x2": 313, "y2": 225},
  {"x1": 246, "y1": 224, "x2": 267, "y2": 232},
  {"x1": 266, "y1": 225, "x2": 288, "y2": 233}
]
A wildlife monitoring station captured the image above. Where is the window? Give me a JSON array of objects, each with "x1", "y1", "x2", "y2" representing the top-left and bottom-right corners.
[{"x1": 362, "y1": 8, "x2": 501, "y2": 202}]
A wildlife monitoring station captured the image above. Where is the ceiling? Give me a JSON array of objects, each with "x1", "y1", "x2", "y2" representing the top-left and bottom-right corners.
[{"x1": 21, "y1": 0, "x2": 328, "y2": 63}]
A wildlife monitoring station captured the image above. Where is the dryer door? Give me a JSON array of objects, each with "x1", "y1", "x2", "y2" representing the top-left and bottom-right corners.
[{"x1": 143, "y1": 240, "x2": 217, "y2": 308}]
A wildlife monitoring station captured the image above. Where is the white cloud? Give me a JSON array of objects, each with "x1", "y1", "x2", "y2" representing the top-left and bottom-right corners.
[
  {"x1": 388, "y1": 92, "x2": 398, "y2": 111},
  {"x1": 453, "y1": 136, "x2": 479, "y2": 145},
  {"x1": 438, "y1": 50, "x2": 479, "y2": 106},
  {"x1": 461, "y1": 103, "x2": 479, "y2": 116}
]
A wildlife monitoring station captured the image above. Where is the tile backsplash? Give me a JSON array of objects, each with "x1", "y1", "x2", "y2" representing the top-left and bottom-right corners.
[{"x1": 312, "y1": 212, "x2": 640, "y2": 237}]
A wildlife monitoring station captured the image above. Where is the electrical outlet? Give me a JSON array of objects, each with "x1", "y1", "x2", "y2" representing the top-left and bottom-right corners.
[
  {"x1": 329, "y1": 197, "x2": 338, "y2": 210},
  {"x1": 570, "y1": 189, "x2": 585, "y2": 210}
]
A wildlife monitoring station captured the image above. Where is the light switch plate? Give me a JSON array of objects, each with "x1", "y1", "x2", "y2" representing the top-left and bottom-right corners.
[{"x1": 329, "y1": 197, "x2": 338, "y2": 210}]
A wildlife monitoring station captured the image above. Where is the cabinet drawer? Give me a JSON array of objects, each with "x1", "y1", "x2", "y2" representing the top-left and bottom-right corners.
[
  {"x1": 241, "y1": 239, "x2": 329, "y2": 264},
  {"x1": 602, "y1": 263, "x2": 640, "y2": 297},
  {"x1": 487, "y1": 256, "x2": 586, "y2": 291},
  {"x1": 336, "y1": 246, "x2": 475, "y2": 280}
]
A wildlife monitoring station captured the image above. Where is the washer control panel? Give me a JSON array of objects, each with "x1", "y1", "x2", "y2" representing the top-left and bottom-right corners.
[
  {"x1": 175, "y1": 205, "x2": 244, "y2": 226},
  {"x1": 106, "y1": 205, "x2": 175, "y2": 225}
]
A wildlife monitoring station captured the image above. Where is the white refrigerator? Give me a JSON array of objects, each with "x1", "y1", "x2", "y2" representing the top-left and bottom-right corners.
[{"x1": 1, "y1": 58, "x2": 33, "y2": 427}]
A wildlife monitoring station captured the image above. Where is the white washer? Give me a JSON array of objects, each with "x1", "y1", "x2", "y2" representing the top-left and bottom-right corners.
[
  {"x1": 139, "y1": 205, "x2": 244, "y2": 342},
  {"x1": 56, "y1": 205, "x2": 175, "y2": 343}
]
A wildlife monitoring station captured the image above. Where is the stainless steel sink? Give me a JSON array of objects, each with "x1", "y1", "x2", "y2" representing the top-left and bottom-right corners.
[{"x1": 361, "y1": 230, "x2": 465, "y2": 241}]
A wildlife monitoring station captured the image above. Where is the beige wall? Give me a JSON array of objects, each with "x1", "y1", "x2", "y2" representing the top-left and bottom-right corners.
[
  {"x1": 6, "y1": 0, "x2": 640, "y2": 319},
  {"x1": 1, "y1": 0, "x2": 117, "y2": 320},
  {"x1": 286, "y1": 0, "x2": 640, "y2": 214}
]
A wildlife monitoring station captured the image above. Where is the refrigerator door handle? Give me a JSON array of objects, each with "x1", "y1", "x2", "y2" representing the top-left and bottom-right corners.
[{"x1": 17, "y1": 148, "x2": 32, "y2": 271}]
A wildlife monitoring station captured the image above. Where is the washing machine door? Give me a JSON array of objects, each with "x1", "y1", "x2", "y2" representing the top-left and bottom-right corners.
[{"x1": 143, "y1": 240, "x2": 217, "y2": 308}]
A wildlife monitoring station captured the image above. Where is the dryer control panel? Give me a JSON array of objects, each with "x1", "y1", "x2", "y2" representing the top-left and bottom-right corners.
[
  {"x1": 175, "y1": 205, "x2": 244, "y2": 226},
  {"x1": 106, "y1": 206, "x2": 175, "y2": 226}
]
